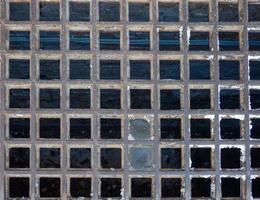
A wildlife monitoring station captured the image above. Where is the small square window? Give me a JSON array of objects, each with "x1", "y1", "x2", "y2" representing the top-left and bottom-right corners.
[
  {"x1": 100, "y1": 89, "x2": 121, "y2": 109},
  {"x1": 129, "y1": 147, "x2": 154, "y2": 170},
  {"x1": 69, "y1": 2, "x2": 90, "y2": 21},
  {"x1": 191, "y1": 177, "x2": 211, "y2": 198},
  {"x1": 69, "y1": 31, "x2": 90, "y2": 50},
  {"x1": 39, "y1": 118, "x2": 60, "y2": 139},
  {"x1": 131, "y1": 178, "x2": 152, "y2": 198},
  {"x1": 9, "y1": 59, "x2": 30, "y2": 79},
  {"x1": 70, "y1": 178, "x2": 91, "y2": 198},
  {"x1": 250, "y1": 118, "x2": 260, "y2": 139},
  {"x1": 70, "y1": 89, "x2": 91, "y2": 109},
  {"x1": 190, "y1": 118, "x2": 211, "y2": 139},
  {"x1": 161, "y1": 148, "x2": 182, "y2": 169},
  {"x1": 9, "y1": 177, "x2": 30, "y2": 198},
  {"x1": 220, "y1": 89, "x2": 240, "y2": 109},
  {"x1": 220, "y1": 118, "x2": 241, "y2": 139},
  {"x1": 129, "y1": 31, "x2": 150, "y2": 51},
  {"x1": 189, "y1": 60, "x2": 210, "y2": 80},
  {"x1": 40, "y1": 148, "x2": 60, "y2": 168},
  {"x1": 100, "y1": 118, "x2": 121, "y2": 139},
  {"x1": 70, "y1": 59, "x2": 90, "y2": 80},
  {"x1": 100, "y1": 60, "x2": 120, "y2": 80},
  {"x1": 191, "y1": 148, "x2": 211, "y2": 169},
  {"x1": 190, "y1": 89, "x2": 211, "y2": 109},
  {"x1": 252, "y1": 178, "x2": 260, "y2": 198},
  {"x1": 249, "y1": 32, "x2": 260, "y2": 51},
  {"x1": 251, "y1": 148, "x2": 260, "y2": 169},
  {"x1": 101, "y1": 148, "x2": 121, "y2": 169},
  {"x1": 189, "y1": 2, "x2": 209, "y2": 22},
  {"x1": 218, "y1": 3, "x2": 239, "y2": 22},
  {"x1": 39, "y1": 177, "x2": 60, "y2": 198},
  {"x1": 9, "y1": 31, "x2": 30, "y2": 50},
  {"x1": 250, "y1": 89, "x2": 260, "y2": 109},
  {"x1": 101, "y1": 178, "x2": 121, "y2": 198},
  {"x1": 160, "y1": 118, "x2": 181, "y2": 139},
  {"x1": 161, "y1": 178, "x2": 182, "y2": 198},
  {"x1": 129, "y1": 119, "x2": 151, "y2": 140},
  {"x1": 39, "y1": 31, "x2": 60, "y2": 50},
  {"x1": 70, "y1": 118, "x2": 91, "y2": 139},
  {"x1": 9, "y1": 2, "x2": 30, "y2": 21},
  {"x1": 221, "y1": 177, "x2": 241, "y2": 198},
  {"x1": 9, "y1": 147, "x2": 30, "y2": 168},
  {"x1": 130, "y1": 60, "x2": 150, "y2": 80},
  {"x1": 221, "y1": 147, "x2": 241, "y2": 169},
  {"x1": 39, "y1": 59, "x2": 60, "y2": 80},
  {"x1": 39, "y1": 2, "x2": 60, "y2": 21},
  {"x1": 158, "y1": 2, "x2": 179, "y2": 22},
  {"x1": 9, "y1": 118, "x2": 30, "y2": 138},
  {"x1": 248, "y1": 3, "x2": 260, "y2": 22},
  {"x1": 219, "y1": 31, "x2": 240, "y2": 51},
  {"x1": 130, "y1": 89, "x2": 151, "y2": 109},
  {"x1": 160, "y1": 89, "x2": 181, "y2": 110},
  {"x1": 39, "y1": 88, "x2": 60, "y2": 109},
  {"x1": 249, "y1": 60, "x2": 260, "y2": 80},
  {"x1": 129, "y1": 2, "x2": 149, "y2": 22},
  {"x1": 9, "y1": 89, "x2": 30, "y2": 108},
  {"x1": 70, "y1": 148, "x2": 91, "y2": 168},
  {"x1": 159, "y1": 60, "x2": 180, "y2": 80},
  {"x1": 219, "y1": 60, "x2": 240, "y2": 80},
  {"x1": 99, "y1": 31, "x2": 120, "y2": 50},
  {"x1": 189, "y1": 31, "x2": 210, "y2": 51},
  {"x1": 159, "y1": 31, "x2": 180, "y2": 51},
  {"x1": 99, "y1": 2, "x2": 120, "y2": 21}
]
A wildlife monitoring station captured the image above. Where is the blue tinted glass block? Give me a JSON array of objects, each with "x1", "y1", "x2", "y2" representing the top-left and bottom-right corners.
[
  {"x1": 190, "y1": 60, "x2": 210, "y2": 80},
  {"x1": 219, "y1": 32, "x2": 240, "y2": 51},
  {"x1": 40, "y1": 31, "x2": 60, "y2": 50},
  {"x1": 70, "y1": 60, "x2": 90, "y2": 79},
  {"x1": 9, "y1": 59, "x2": 30, "y2": 79},
  {"x1": 40, "y1": 60, "x2": 60, "y2": 80},
  {"x1": 100, "y1": 31, "x2": 120, "y2": 50},
  {"x1": 129, "y1": 31, "x2": 150, "y2": 51},
  {"x1": 9, "y1": 31, "x2": 30, "y2": 50},
  {"x1": 249, "y1": 32, "x2": 260, "y2": 51},
  {"x1": 189, "y1": 2, "x2": 209, "y2": 22},
  {"x1": 220, "y1": 89, "x2": 240, "y2": 109},
  {"x1": 69, "y1": 2, "x2": 90, "y2": 21},
  {"x1": 130, "y1": 60, "x2": 150, "y2": 80},
  {"x1": 129, "y1": 3, "x2": 149, "y2": 22},
  {"x1": 159, "y1": 31, "x2": 180, "y2": 51},
  {"x1": 9, "y1": 89, "x2": 30, "y2": 108},
  {"x1": 248, "y1": 3, "x2": 260, "y2": 22},
  {"x1": 9, "y1": 2, "x2": 30, "y2": 21},
  {"x1": 189, "y1": 32, "x2": 210, "y2": 51},
  {"x1": 249, "y1": 60, "x2": 260, "y2": 80},
  {"x1": 100, "y1": 60, "x2": 120, "y2": 80},
  {"x1": 70, "y1": 31, "x2": 90, "y2": 50},
  {"x1": 158, "y1": 2, "x2": 179, "y2": 22},
  {"x1": 39, "y1": 2, "x2": 60, "y2": 21},
  {"x1": 99, "y1": 2, "x2": 120, "y2": 21},
  {"x1": 160, "y1": 60, "x2": 180, "y2": 80},
  {"x1": 219, "y1": 60, "x2": 240, "y2": 80},
  {"x1": 129, "y1": 147, "x2": 154, "y2": 170}
]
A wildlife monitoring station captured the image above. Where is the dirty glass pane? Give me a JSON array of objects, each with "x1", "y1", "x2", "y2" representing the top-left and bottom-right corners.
[
  {"x1": 161, "y1": 148, "x2": 182, "y2": 169},
  {"x1": 161, "y1": 178, "x2": 182, "y2": 198},
  {"x1": 101, "y1": 148, "x2": 121, "y2": 169},
  {"x1": 129, "y1": 31, "x2": 150, "y2": 51},
  {"x1": 69, "y1": 2, "x2": 90, "y2": 21},
  {"x1": 250, "y1": 89, "x2": 260, "y2": 109},
  {"x1": 40, "y1": 118, "x2": 60, "y2": 139},
  {"x1": 160, "y1": 118, "x2": 181, "y2": 139},
  {"x1": 9, "y1": 2, "x2": 30, "y2": 21},
  {"x1": 100, "y1": 118, "x2": 121, "y2": 139},
  {"x1": 39, "y1": 89, "x2": 60, "y2": 109},
  {"x1": 129, "y1": 147, "x2": 154, "y2": 170},
  {"x1": 191, "y1": 148, "x2": 211, "y2": 168},
  {"x1": 189, "y1": 32, "x2": 210, "y2": 51},
  {"x1": 252, "y1": 178, "x2": 260, "y2": 198},
  {"x1": 9, "y1": 31, "x2": 30, "y2": 50},
  {"x1": 250, "y1": 118, "x2": 260, "y2": 139},
  {"x1": 219, "y1": 32, "x2": 240, "y2": 51},
  {"x1": 70, "y1": 118, "x2": 91, "y2": 139},
  {"x1": 39, "y1": 178, "x2": 60, "y2": 197},
  {"x1": 159, "y1": 60, "x2": 180, "y2": 80},
  {"x1": 9, "y1": 177, "x2": 29, "y2": 198},
  {"x1": 189, "y1": 2, "x2": 209, "y2": 22},
  {"x1": 99, "y1": 2, "x2": 120, "y2": 21},
  {"x1": 130, "y1": 89, "x2": 151, "y2": 109},
  {"x1": 191, "y1": 178, "x2": 211, "y2": 197},
  {"x1": 220, "y1": 119, "x2": 241, "y2": 139},
  {"x1": 40, "y1": 59, "x2": 60, "y2": 80},
  {"x1": 159, "y1": 31, "x2": 180, "y2": 51},
  {"x1": 70, "y1": 178, "x2": 91, "y2": 198},
  {"x1": 70, "y1": 89, "x2": 91, "y2": 109},
  {"x1": 100, "y1": 60, "x2": 120, "y2": 80},
  {"x1": 130, "y1": 60, "x2": 150, "y2": 80},
  {"x1": 249, "y1": 60, "x2": 260, "y2": 80},
  {"x1": 251, "y1": 148, "x2": 260, "y2": 169},
  {"x1": 129, "y1": 3, "x2": 149, "y2": 22},
  {"x1": 190, "y1": 118, "x2": 211, "y2": 138},
  {"x1": 190, "y1": 89, "x2": 211, "y2": 109},
  {"x1": 101, "y1": 178, "x2": 121, "y2": 198},
  {"x1": 70, "y1": 148, "x2": 91, "y2": 168},
  {"x1": 248, "y1": 3, "x2": 260, "y2": 21},
  {"x1": 131, "y1": 178, "x2": 152, "y2": 198},
  {"x1": 219, "y1": 60, "x2": 240, "y2": 80},
  {"x1": 9, "y1": 89, "x2": 30, "y2": 108},
  {"x1": 158, "y1": 2, "x2": 179, "y2": 22},
  {"x1": 40, "y1": 31, "x2": 60, "y2": 50},
  {"x1": 99, "y1": 31, "x2": 120, "y2": 50},
  {"x1": 221, "y1": 177, "x2": 240, "y2": 198},
  {"x1": 9, "y1": 118, "x2": 30, "y2": 138},
  {"x1": 218, "y1": 3, "x2": 239, "y2": 22},
  {"x1": 40, "y1": 148, "x2": 60, "y2": 168},
  {"x1": 9, "y1": 59, "x2": 30, "y2": 79},
  {"x1": 189, "y1": 60, "x2": 210, "y2": 80},
  {"x1": 70, "y1": 31, "x2": 90, "y2": 50},
  {"x1": 70, "y1": 59, "x2": 90, "y2": 80},
  {"x1": 9, "y1": 148, "x2": 30, "y2": 168},
  {"x1": 100, "y1": 89, "x2": 121, "y2": 109},
  {"x1": 221, "y1": 148, "x2": 241, "y2": 169},
  {"x1": 249, "y1": 32, "x2": 260, "y2": 51},
  {"x1": 220, "y1": 89, "x2": 240, "y2": 109},
  {"x1": 129, "y1": 119, "x2": 151, "y2": 139},
  {"x1": 39, "y1": 2, "x2": 60, "y2": 21},
  {"x1": 160, "y1": 89, "x2": 181, "y2": 110}
]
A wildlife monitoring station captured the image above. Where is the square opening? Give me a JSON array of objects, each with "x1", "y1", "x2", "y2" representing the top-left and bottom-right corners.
[
  {"x1": 129, "y1": 119, "x2": 151, "y2": 140},
  {"x1": 39, "y1": 118, "x2": 60, "y2": 139},
  {"x1": 158, "y1": 2, "x2": 179, "y2": 22},
  {"x1": 161, "y1": 148, "x2": 182, "y2": 169},
  {"x1": 9, "y1": 2, "x2": 30, "y2": 21},
  {"x1": 70, "y1": 59, "x2": 90, "y2": 79},
  {"x1": 101, "y1": 148, "x2": 121, "y2": 169},
  {"x1": 39, "y1": 177, "x2": 60, "y2": 198},
  {"x1": 40, "y1": 148, "x2": 60, "y2": 168},
  {"x1": 129, "y1": 31, "x2": 150, "y2": 51},
  {"x1": 130, "y1": 60, "x2": 150, "y2": 80},
  {"x1": 40, "y1": 59, "x2": 60, "y2": 80},
  {"x1": 99, "y1": 2, "x2": 120, "y2": 21},
  {"x1": 219, "y1": 60, "x2": 240, "y2": 80},
  {"x1": 220, "y1": 89, "x2": 240, "y2": 109},
  {"x1": 69, "y1": 31, "x2": 90, "y2": 50},
  {"x1": 100, "y1": 118, "x2": 121, "y2": 139},
  {"x1": 129, "y1": 2, "x2": 149, "y2": 22},
  {"x1": 9, "y1": 89, "x2": 30, "y2": 108},
  {"x1": 9, "y1": 117, "x2": 30, "y2": 138},
  {"x1": 220, "y1": 118, "x2": 241, "y2": 139},
  {"x1": 189, "y1": 60, "x2": 210, "y2": 80},
  {"x1": 160, "y1": 118, "x2": 181, "y2": 139},
  {"x1": 221, "y1": 177, "x2": 241, "y2": 198},
  {"x1": 39, "y1": 88, "x2": 60, "y2": 109},
  {"x1": 249, "y1": 32, "x2": 260, "y2": 51},
  {"x1": 191, "y1": 177, "x2": 211, "y2": 197},
  {"x1": 130, "y1": 89, "x2": 151, "y2": 109},
  {"x1": 159, "y1": 60, "x2": 180, "y2": 80},
  {"x1": 9, "y1": 147, "x2": 30, "y2": 168},
  {"x1": 188, "y1": 2, "x2": 209, "y2": 22},
  {"x1": 218, "y1": 3, "x2": 239, "y2": 22},
  {"x1": 39, "y1": 31, "x2": 60, "y2": 50},
  {"x1": 250, "y1": 118, "x2": 260, "y2": 139},
  {"x1": 221, "y1": 147, "x2": 241, "y2": 169},
  {"x1": 190, "y1": 89, "x2": 211, "y2": 109},
  {"x1": 9, "y1": 31, "x2": 30, "y2": 50},
  {"x1": 252, "y1": 178, "x2": 260, "y2": 198},
  {"x1": 39, "y1": 2, "x2": 60, "y2": 21},
  {"x1": 101, "y1": 178, "x2": 121, "y2": 198},
  {"x1": 100, "y1": 60, "x2": 120, "y2": 80},
  {"x1": 70, "y1": 148, "x2": 91, "y2": 168},
  {"x1": 219, "y1": 31, "x2": 240, "y2": 51},
  {"x1": 9, "y1": 59, "x2": 30, "y2": 79},
  {"x1": 249, "y1": 60, "x2": 260, "y2": 80},
  {"x1": 70, "y1": 177, "x2": 91, "y2": 198},
  {"x1": 191, "y1": 148, "x2": 211, "y2": 169},
  {"x1": 70, "y1": 118, "x2": 91, "y2": 139},
  {"x1": 250, "y1": 89, "x2": 260, "y2": 109},
  {"x1": 131, "y1": 178, "x2": 152, "y2": 198},
  {"x1": 9, "y1": 177, "x2": 30, "y2": 198},
  {"x1": 248, "y1": 3, "x2": 260, "y2": 21},
  {"x1": 100, "y1": 89, "x2": 121, "y2": 109},
  {"x1": 189, "y1": 31, "x2": 210, "y2": 51},
  {"x1": 190, "y1": 118, "x2": 211, "y2": 139},
  {"x1": 129, "y1": 147, "x2": 154, "y2": 170},
  {"x1": 99, "y1": 31, "x2": 120, "y2": 50},
  {"x1": 160, "y1": 89, "x2": 181, "y2": 110},
  {"x1": 251, "y1": 148, "x2": 260, "y2": 169},
  {"x1": 161, "y1": 178, "x2": 182, "y2": 198},
  {"x1": 69, "y1": 2, "x2": 90, "y2": 21},
  {"x1": 159, "y1": 31, "x2": 180, "y2": 51},
  {"x1": 70, "y1": 89, "x2": 91, "y2": 109}
]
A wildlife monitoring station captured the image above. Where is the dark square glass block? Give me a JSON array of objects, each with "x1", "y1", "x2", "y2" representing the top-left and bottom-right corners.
[
  {"x1": 70, "y1": 31, "x2": 90, "y2": 50},
  {"x1": 40, "y1": 118, "x2": 60, "y2": 139},
  {"x1": 249, "y1": 60, "x2": 260, "y2": 80},
  {"x1": 190, "y1": 118, "x2": 211, "y2": 139},
  {"x1": 100, "y1": 118, "x2": 121, "y2": 139},
  {"x1": 9, "y1": 2, "x2": 30, "y2": 21},
  {"x1": 250, "y1": 89, "x2": 260, "y2": 109},
  {"x1": 220, "y1": 119, "x2": 240, "y2": 139},
  {"x1": 190, "y1": 89, "x2": 211, "y2": 109},
  {"x1": 9, "y1": 148, "x2": 30, "y2": 168},
  {"x1": 161, "y1": 178, "x2": 181, "y2": 198},
  {"x1": 218, "y1": 3, "x2": 239, "y2": 22},
  {"x1": 249, "y1": 32, "x2": 260, "y2": 51},
  {"x1": 160, "y1": 118, "x2": 181, "y2": 139},
  {"x1": 70, "y1": 118, "x2": 91, "y2": 139},
  {"x1": 248, "y1": 3, "x2": 260, "y2": 22},
  {"x1": 69, "y1": 2, "x2": 90, "y2": 21},
  {"x1": 161, "y1": 148, "x2": 181, "y2": 169},
  {"x1": 130, "y1": 60, "x2": 150, "y2": 80},
  {"x1": 70, "y1": 89, "x2": 91, "y2": 109},
  {"x1": 9, "y1": 31, "x2": 30, "y2": 50},
  {"x1": 189, "y1": 32, "x2": 210, "y2": 51},
  {"x1": 70, "y1": 148, "x2": 91, "y2": 168},
  {"x1": 221, "y1": 178, "x2": 240, "y2": 197},
  {"x1": 219, "y1": 60, "x2": 240, "y2": 80},
  {"x1": 40, "y1": 31, "x2": 60, "y2": 50},
  {"x1": 252, "y1": 178, "x2": 260, "y2": 198},
  {"x1": 9, "y1": 177, "x2": 29, "y2": 198},
  {"x1": 100, "y1": 60, "x2": 120, "y2": 80},
  {"x1": 189, "y1": 2, "x2": 209, "y2": 22},
  {"x1": 101, "y1": 148, "x2": 121, "y2": 169},
  {"x1": 191, "y1": 178, "x2": 211, "y2": 197},
  {"x1": 158, "y1": 2, "x2": 179, "y2": 22},
  {"x1": 9, "y1": 59, "x2": 30, "y2": 79},
  {"x1": 159, "y1": 60, "x2": 180, "y2": 80},
  {"x1": 221, "y1": 148, "x2": 241, "y2": 169},
  {"x1": 40, "y1": 148, "x2": 60, "y2": 168},
  {"x1": 100, "y1": 89, "x2": 121, "y2": 109},
  {"x1": 159, "y1": 31, "x2": 180, "y2": 51},
  {"x1": 39, "y1": 89, "x2": 60, "y2": 109},
  {"x1": 39, "y1": 178, "x2": 60, "y2": 198},
  {"x1": 9, "y1": 89, "x2": 30, "y2": 108},
  {"x1": 9, "y1": 118, "x2": 30, "y2": 138},
  {"x1": 40, "y1": 59, "x2": 60, "y2": 80},
  {"x1": 70, "y1": 59, "x2": 90, "y2": 79},
  {"x1": 131, "y1": 178, "x2": 152, "y2": 198},
  {"x1": 70, "y1": 178, "x2": 91, "y2": 198},
  {"x1": 39, "y1": 2, "x2": 60, "y2": 21},
  {"x1": 220, "y1": 89, "x2": 240, "y2": 109},
  {"x1": 99, "y1": 2, "x2": 120, "y2": 21},
  {"x1": 189, "y1": 60, "x2": 210, "y2": 80},
  {"x1": 251, "y1": 148, "x2": 260, "y2": 168},
  {"x1": 251, "y1": 118, "x2": 260, "y2": 139},
  {"x1": 129, "y1": 31, "x2": 150, "y2": 51},
  {"x1": 191, "y1": 148, "x2": 211, "y2": 168},
  {"x1": 129, "y1": 2, "x2": 149, "y2": 22},
  {"x1": 130, "y1": 89, "x2": 151, "y2": 109},
  {"x1": 101, "y1": 178, "x2": 121, "y2": 198},
  {"x1": 99, "y1": 31, "x2": 120, "y2": 50},
  {"x1": 160, "y1": 89, "x2": 181, "y2": 110},
  {"x1": 219, "y1": 32, "x2": 240, "y2": 51}
]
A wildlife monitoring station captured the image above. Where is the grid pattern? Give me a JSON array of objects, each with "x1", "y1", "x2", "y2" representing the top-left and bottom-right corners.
[{"x1": 1, "y1": 0, "x2": 260, "y2": 199}]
